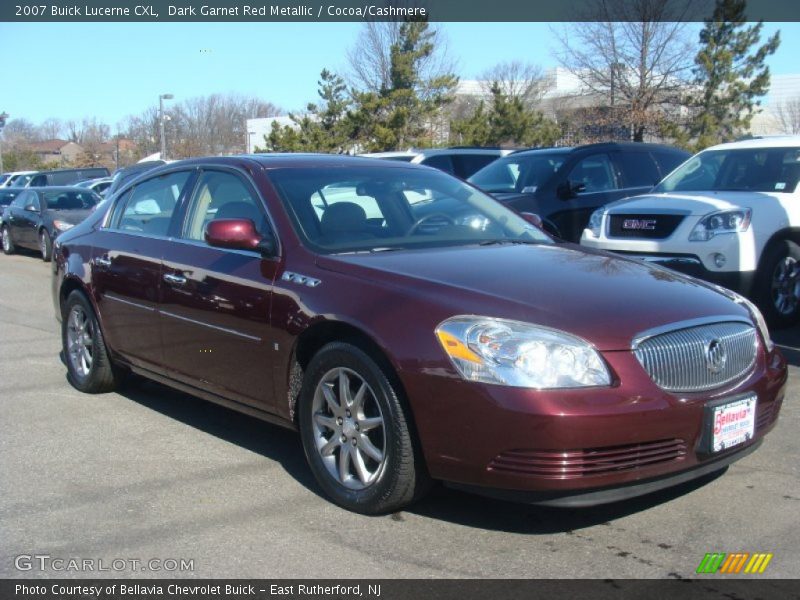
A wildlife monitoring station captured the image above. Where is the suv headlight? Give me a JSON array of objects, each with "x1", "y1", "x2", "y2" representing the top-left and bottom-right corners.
[
  {"x1": 435, "y1": 316, "x2": 611, "y2": 389},
  {"x1": 689, "y1": 209, "x2": 751, "y2": 241},
  {"x1": 587, "y1": 209, "x2": 604, "y2": 237}
]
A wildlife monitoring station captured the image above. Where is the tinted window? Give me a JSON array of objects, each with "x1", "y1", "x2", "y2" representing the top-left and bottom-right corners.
[
  {"x1": 653, "y1": 151, "x2": 687, "y2": 177},
  {"x1": 113, "y1": 171, "x2": 192, "y2": 236},
  {"x1": 29, "y1": 174, "x2": 47, "y2": 187},
  {"x1": 183, "y1": 170, "x2": 269, "y2": 242},
  {"x1": 452, "y1": 154, "x2": 500, "y2": 179},
  {"x1": 42, "y1": 190, "x2": 98, "y2": 210},
  {"x1": 469, "y1": 152, "x2": 568, "y2": 193},
  {"x1": 568, "y1": 153, "x2": 618, "y2": 193},
  {"x1": 421, "y1": 154, "x2": 455, "y2": 174},
  {"x1": 656, "y1": 147, "x2": 800, "y2": 193},
  {"x1": 0, "y1": 190, "x2": 20, "y2": 206},
  {"x1": 269, "y1": 165, "x2": 551, "y2": 253},
  {"x1": 617, "y1": 152, "x2": 660, "y2": 187}
]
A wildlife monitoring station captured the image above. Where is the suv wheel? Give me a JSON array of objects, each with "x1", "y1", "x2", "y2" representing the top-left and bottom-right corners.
[
  {"x1": 62, "y1": 291, "x2": 121, "y2": 393},
  {"x1": 2, "y1": 226, "x2": 14, "y2": 255},
  {"x1": 298, "y1": 342, "x2": 429, "y2": 514},
  {"x1": 40, "y1": 230, "x2": 53, "y2": 262},
  {"x1": 756, "y1": 239, "x2": 800, "y2": 328}
]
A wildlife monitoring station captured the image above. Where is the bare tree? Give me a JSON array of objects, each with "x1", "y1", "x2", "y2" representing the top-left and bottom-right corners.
[
  {"x1": 39, "y1": 118, "x2": 65, "y2": 140},
  {"x1": 347, "y1": 20, "x2": 457, "y2": 101},
  {"x1": 553, "y1": 0, "x2": 695, "y2": 141},
  {"x1": 774, "y1": 98, "x2": 800, "y2": 134},
  {"x1": 478, "y1": 61, "x2": 548, "y2": 106}
]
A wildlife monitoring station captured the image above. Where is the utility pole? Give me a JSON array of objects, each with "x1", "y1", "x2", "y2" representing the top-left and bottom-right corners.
[
  {"x1": 0, "y1": 112, "x2": 8, "y2": 173},
  {"x1": 159, "y1": 94, "x2": 174, "y2": 160}
]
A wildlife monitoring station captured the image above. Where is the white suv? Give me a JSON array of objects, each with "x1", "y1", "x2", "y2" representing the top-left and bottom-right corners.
[{"x1": 581, "y1": 136, "x2": 800, "y2": 327}]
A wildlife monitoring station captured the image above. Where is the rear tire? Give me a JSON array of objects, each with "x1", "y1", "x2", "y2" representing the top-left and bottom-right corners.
[
  {"x1": 298, "y1": 342, "x2": 430, "y2": 514},
  {"x1": 755, "y1": 239, "x2": 800, "y2": 328},
  {"x1": 62, "y1": 291, "x2": 121, "y2": 393},
  {"x1": 39, "y1": 230, "x2": 53, "y2": 262},
  {"x1": 2, "y1": 225, "x2": 14, "y2": 255}
]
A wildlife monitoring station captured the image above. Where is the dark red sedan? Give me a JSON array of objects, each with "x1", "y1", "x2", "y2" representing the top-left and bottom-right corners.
[{"x1": 52, "y1": 155, "x2": 786, "y2": 514}]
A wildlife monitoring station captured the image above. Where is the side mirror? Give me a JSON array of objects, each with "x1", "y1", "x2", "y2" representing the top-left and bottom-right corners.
[
  {"x1": 24, "y1": 204, "x2": 38, "y2": 212},
  {"x1": 556, "y1": 181, "x2": 586, "y2": 200},
  {"x1": 205, "y1": 219, "x2": 277, "y2": 257},
  {"x1": 519, "y1": 212, "x2": 543, "y2": 228}
]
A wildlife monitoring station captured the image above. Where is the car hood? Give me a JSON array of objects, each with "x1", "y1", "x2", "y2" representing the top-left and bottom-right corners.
[
  {"x1": 604, "y1": 191, "x2": 779, "y2": 216},
  {"x1": 316, "y1": 244, "x2": 751, "y2": 351},
  {"x1": 49, "y1": 209, "x2": 94, "y2": 225}
]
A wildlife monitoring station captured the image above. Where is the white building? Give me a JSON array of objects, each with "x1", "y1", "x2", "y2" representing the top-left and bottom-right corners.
[{"x1": 245, "y1": 116, "x2": 299, "y2": 153}]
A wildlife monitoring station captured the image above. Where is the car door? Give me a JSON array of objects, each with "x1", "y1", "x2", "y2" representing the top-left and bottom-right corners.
[
  {"x1": 552, "y1": 152, "x2": 620, "y2": 242},
  {"x1": 159, "y1": 167, "x2": 278, "y2": 411},
  {"x1": 17, "y1": 190, "x2": 42, "y2": 247},
  {"x1": 90, "y1": 169, "x2": 195, "y2": 373}
]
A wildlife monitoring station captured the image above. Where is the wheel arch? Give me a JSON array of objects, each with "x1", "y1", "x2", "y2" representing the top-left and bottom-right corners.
[{"x1": 757, "y1": 228, "x2": 800, "y2": 272}]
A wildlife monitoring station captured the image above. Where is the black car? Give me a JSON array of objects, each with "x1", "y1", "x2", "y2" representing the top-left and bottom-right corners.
[
  {"x1": 468, "y1": 142, "x2": 690, "y2": 242},
  {"x1": 2, "y1": 187, "x2": 99, "y2": 261},
  {"x1": 0, "y1": 188, "x2": 24, "y2": 243}
]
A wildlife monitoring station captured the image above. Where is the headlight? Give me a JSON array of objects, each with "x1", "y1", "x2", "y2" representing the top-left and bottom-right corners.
[
  {"x1": 53, "y1": 220, "x2": 74, "y2": 232},
  {"x1": 435, "y1": 316, "x2": 611, "y2": 389},
  {"x1": 706, "y1": 284, "x2": 774, "y2": 353},
  {"x1": 587, "y1": 209, "x2": 604, "y2": 237},
  {"x1": 689, "y1": 209, "x2": 751, "y2": 241}
]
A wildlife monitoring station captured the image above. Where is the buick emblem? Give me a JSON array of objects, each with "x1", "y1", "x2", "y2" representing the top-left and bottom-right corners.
[
  {"x1": 622, "y1": 219, "x2": 657, "y2": 230},
  {"x1": 705, "y1": 339, "x2": 727, "y2": 373}
]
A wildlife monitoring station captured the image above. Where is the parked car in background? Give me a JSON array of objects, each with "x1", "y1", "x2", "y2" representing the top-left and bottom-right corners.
[
  {"x1": 2, "y1": 187, "x2": 99, "y2": 261},
  {"x1": 9, "y1": 167, "x2": 110, "y2": 188},
  {"x1": 52, "y1": 155, "x2": 784, "y2": 514},
  {"x1": 581, "y1": 136, "x2": 800, "y2": 327},
  {"x1": 74, "y1": 176, "x2": 113, "y2": 197},
  {"x1": 360, "y1": 147, "x2": 513, "y2": 179},
  {"x1": 468, "y1": 142, "x2": 690, "y2": 242},
  {"x1": 105, "y1": 160, "x2": 167, "y2": 198},
  {"x1": 0, "y1": 171, "x2": 37, "y2": 188}
]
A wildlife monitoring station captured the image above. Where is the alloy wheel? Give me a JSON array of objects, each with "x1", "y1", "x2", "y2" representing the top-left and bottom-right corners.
[
  {"x1": 311, "y1": 367, "x2": 386, "y2": 490},
  {"x1": 66, "y1": 305, "x2": 94, "y2": 378},
  {"x1": 771, "y1": 256, "x2": 800, "y2": 316}
]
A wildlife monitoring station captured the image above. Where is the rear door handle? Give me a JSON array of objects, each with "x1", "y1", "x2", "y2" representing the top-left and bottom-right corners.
[
  {"x1": 163, "y1": 273, "x2": 187, "y2": 285},
  {"x1": 94, "y1": 256, "x2": 112, "y2": 267}
]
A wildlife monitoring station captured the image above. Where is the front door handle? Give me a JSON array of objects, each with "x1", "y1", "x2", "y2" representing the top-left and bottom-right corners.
[
  {"x1": 94, "y1": 256, "x2": 112, "y2": 267},
  {"x1": 163, "y1": 273, "x2": 187, "y2": 285}
]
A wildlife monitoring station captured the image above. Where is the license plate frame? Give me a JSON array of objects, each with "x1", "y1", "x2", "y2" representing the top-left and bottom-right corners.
[{"x1": 700, "y1": 393, "x2": 757, "y2": 454}]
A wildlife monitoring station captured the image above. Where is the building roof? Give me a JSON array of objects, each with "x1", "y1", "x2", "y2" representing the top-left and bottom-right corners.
[{"x1": 28, "y1": 139, "x2": 77, "y2": 153}]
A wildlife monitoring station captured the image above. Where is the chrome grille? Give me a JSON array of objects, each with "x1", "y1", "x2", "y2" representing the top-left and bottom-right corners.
[{"x1": 634, "y1": 321, "x2": 757, "y2": 392}]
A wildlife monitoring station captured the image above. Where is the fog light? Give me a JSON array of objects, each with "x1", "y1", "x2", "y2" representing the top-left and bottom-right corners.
[{"x1": 713, "y1": 253, "x2": 726, "y2": 268}]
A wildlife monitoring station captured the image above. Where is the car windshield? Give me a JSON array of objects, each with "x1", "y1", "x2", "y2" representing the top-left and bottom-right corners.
[
  {"x1": 43, "y1": 190, "x2": 98, "y2": 210},
  {"x1": 269, "y1": 165, "x2": 552, "y2": 254},
  {"x1": 468, "y1": 152, "x2": 568, "y2": 193},
  {"x1": 9, "y1": 174, "x2": 34, "y2": 187},
  {"x1": 655, "y1": 147, "x2": 800, "y2": 194}
]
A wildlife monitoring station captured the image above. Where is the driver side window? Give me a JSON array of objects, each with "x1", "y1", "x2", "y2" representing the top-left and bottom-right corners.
[{"x1": 568, "y1": 153, "x2": 617, "y2": 193}]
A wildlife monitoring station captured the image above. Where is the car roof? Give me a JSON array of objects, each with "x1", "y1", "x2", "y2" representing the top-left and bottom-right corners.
[
  {"x1": 26, "y1": 186, "x2": 100, "y2": 193},
  {"x1": 510, "y1": 141, "x2": 686, "y2": 157},
  {"x1": 705, "y1": 135, "x2": 800, "y2": 151},
  {"x1": 164, "y1": 153, "x2": 434, "y2": 170},
  {"x1": 360, "y1": 147, "x2": 510, "y2": 159}
]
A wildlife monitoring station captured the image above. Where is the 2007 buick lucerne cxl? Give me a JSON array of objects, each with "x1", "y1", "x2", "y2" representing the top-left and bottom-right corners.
[{"x1": 52, "y1": 155, "x2": 786, "y2": 514}]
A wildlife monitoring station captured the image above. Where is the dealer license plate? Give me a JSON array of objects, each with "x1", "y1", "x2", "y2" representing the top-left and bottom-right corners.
[{"x1": 711, "y1": 395, "x2": 756, "y2": 453}]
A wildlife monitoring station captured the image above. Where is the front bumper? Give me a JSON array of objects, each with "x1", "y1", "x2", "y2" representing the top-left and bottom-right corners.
[{"x1": 402, "y1": 346, "x2": 786, "y2": 505}]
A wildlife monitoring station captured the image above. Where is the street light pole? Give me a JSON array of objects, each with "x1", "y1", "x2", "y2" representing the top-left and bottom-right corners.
[
  {"x1": 0, "y1": 111, "x2": 8, "y2": 174},
  {"x1": 159, "y1": 94, "x2": 174, "y2": 159}
]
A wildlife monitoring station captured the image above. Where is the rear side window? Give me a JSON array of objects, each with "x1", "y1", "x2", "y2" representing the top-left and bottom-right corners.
[
  {"x1": 451, "y1": 154, "x2": 499, "y2": 179},
  {"x1": 29, "y1": 174, "x2": 47, "y2": 187},
  {"x1": 183, "y1": 170, "x2": 269, "y2": 242},
  {"x1": 43, "y1": 191, "x2": 97, "y2": 210},
  {"x1": 111, "y1": 171, "x2": 192, "y2": 236},
  {"x1": 421, "y1": 154, "x2": 455, "y2": 174},
  {"x1": 617, "y1": 152, "x2": 660, "y2": 188}
]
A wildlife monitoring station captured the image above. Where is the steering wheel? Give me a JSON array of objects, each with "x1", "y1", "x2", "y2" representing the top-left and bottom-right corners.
[{"x1": 407, "y1": 213, "x2": 456, "y2": 236}]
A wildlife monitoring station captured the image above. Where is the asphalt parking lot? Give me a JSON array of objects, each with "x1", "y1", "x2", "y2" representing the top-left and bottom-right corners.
[{"x1": 0, "y1": 251, "x2": 798, "y2": 579}]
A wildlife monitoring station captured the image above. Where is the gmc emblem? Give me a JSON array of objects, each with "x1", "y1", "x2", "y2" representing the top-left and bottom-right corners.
[{"x1": 622, "y1": 219, "x2": 657, "y2": 230}]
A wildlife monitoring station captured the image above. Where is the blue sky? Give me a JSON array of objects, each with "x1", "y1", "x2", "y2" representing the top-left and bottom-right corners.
[{"x1": 0, "y1": 21, "x2": 795, "y2": 127}]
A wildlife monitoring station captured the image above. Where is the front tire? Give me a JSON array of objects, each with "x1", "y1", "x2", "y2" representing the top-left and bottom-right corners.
[
  {"x1": 40, "y1": 230, "x2": 53, "y2": 262},
  {"x1": 2, "y1": 225, "x2": 14, "y2": 255},
  {"x1": 62, "y1": 291, "x2": 120, "y2": 393},
  {"x1": 756, "y1": 239, "x2": 800, "y2": 328},
  {"x1": 298, "y1": 342, "x2": 429, "y2": 514}
]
